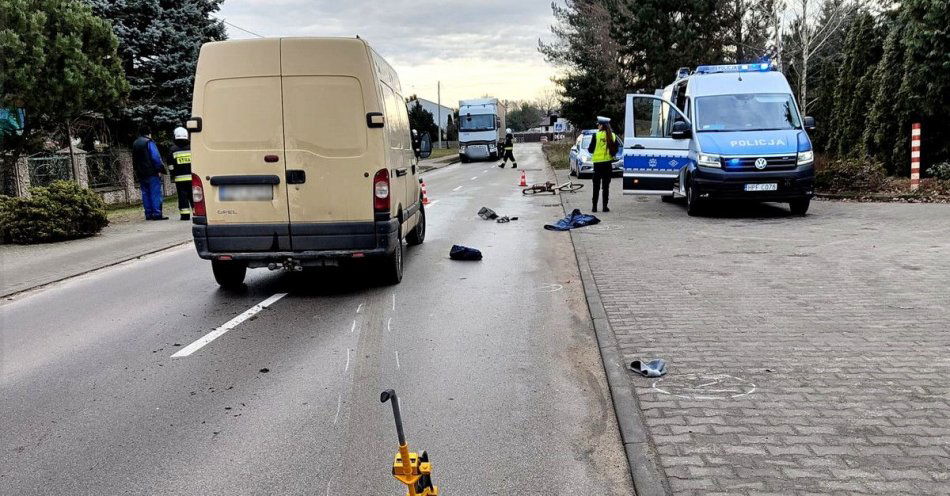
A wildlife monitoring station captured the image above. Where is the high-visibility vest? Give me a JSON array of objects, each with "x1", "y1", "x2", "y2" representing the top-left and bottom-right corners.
[{"x1": 592, "y1": 130, "x2": 613, "y2": 163}]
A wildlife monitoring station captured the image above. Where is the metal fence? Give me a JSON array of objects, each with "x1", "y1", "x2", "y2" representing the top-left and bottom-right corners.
[
  {"x1": 86, "y1": 153, "x2": 122, "y2": 189},
  {"x1": 27, "y1": 156, "x2": 73, "y2": 187}
]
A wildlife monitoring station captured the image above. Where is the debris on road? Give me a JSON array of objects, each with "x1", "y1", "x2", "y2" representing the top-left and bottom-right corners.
[
  {"x1": 496, "y1": 216, "x2": 518, "y2": 223},
  {"x1": 478, "y1": 207, "x2": 499, "y2": 220},
  {"x1": 629, "y1": 359, "x2": 668, "y2": 377},
  {"x1": 544, "y1": 209, "x2": 600, "y2": 231},
  {"x1": 450, "y1": 245, "x2": 482, "y2": 261},
  {"x1": 259, "y1": 368, "x2": 269, "y2": 373}
]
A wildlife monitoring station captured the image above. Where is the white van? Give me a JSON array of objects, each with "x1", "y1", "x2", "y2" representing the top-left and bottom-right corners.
[{"x1": 186, "y1": 37, "x2": 431, "y2": 287}]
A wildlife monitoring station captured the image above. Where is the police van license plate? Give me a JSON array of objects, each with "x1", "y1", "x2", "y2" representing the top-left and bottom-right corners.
[
  {"x1": 219, "y1": 185, "x2": 274, "y2": 201},
  {"x1": 745, "y1": 183, "x2": 778, "y2": 192}
]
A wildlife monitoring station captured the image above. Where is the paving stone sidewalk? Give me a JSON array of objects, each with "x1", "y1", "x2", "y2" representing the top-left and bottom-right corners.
[{"x1": 557, "y1": 169, "x2": 950, "y2": 495}]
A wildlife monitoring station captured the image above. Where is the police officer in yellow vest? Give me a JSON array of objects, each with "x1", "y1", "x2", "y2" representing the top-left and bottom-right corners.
[
  {"x1": 586, "y1": 116, "x2": 618, "y2": 212},
  {"x1": 169, "y1": 127, "x2": 193, "y2": 220}
]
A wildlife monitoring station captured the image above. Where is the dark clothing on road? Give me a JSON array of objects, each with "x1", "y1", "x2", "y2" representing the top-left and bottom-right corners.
[
  {"x1": 544, "y1": 208, "x2": 601, "y2": 231},
  {"x1": 592, "y1": 162, "x2": 613, "y2": 211}
]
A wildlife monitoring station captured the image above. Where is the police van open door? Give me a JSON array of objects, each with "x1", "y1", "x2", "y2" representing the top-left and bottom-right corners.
[{"x1": 623, "y1": 94, "x2": 691, "y2": 195}]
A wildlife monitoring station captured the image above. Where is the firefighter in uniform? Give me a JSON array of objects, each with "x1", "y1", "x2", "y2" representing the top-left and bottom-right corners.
[
  {"x1": 587, "y1": 116, "x2": 618, "y2": 213},
  {"x1": 497, "y1": 128, "x2": 517, "y2": 168},
  {"x1": 169, "y1": 127, "x2": 193, "y2": 220}
]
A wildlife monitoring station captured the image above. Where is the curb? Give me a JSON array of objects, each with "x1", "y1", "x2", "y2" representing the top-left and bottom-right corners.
[
  {"x1": 816, "y1": 192, "x2": 950, "y2": 203},
  {"x1": 552, "y1": 168, "x2": 671, "y2": 496},
  {"x1": 1, "y1": 239, "x2": 193, "y2": 299}
]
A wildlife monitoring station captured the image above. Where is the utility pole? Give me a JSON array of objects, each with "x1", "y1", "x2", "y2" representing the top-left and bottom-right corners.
[{"x1": 437, "y1": 81, "x2": 442, "y2": 149}]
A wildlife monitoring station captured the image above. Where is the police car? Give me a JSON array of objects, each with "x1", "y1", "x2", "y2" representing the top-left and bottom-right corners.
[{"x1": 622, "y1": 63, "x2": 816, "y2": 216}]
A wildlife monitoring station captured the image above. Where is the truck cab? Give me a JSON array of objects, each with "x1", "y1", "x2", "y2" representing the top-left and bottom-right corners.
[
  {"x1": 458, "y1": 98, "x2": 506, "y2": 162},
  {"x1": 622, "y1": 63, "x2": 816, "y2": 215}
]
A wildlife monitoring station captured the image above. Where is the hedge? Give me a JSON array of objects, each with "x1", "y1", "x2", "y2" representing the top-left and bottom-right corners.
[{"x1": 0, "y1": 180, "x2": 108, "y2": 244}]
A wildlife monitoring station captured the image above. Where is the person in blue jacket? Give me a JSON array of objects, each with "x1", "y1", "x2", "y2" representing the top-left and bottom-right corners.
[{"x1": 131, "y1": 127, "x2": 168, "y2": 220}]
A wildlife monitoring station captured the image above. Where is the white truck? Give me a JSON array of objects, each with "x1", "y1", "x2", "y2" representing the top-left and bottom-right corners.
[{"x1": 458, "y1": 98, "x2": 506, "y2": 162}]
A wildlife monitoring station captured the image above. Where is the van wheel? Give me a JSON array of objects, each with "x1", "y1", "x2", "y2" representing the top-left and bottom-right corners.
[
  {"x1": 212, "y1": 260, "x2": 246, "y2": 288},
  {"x1": 406, "y1": 203, "x2": 425, "y2": 246},
  {"x1": 686, "y1": 179, "x2": 703, "y2": 217},
  {"x1": 381, "y1": 236, "x2": 403, "y2": 285},
  {"x1": 790, "y1": 198, "x2": 811, "y2": 216},
  {"x1": 460, "y1": 155, "x2": 469, "y2": 163}
]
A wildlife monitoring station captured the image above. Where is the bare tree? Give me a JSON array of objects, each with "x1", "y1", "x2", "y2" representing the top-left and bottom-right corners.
[{"x1": 783, "y1": 0, "x2": 853, "y2": 113}]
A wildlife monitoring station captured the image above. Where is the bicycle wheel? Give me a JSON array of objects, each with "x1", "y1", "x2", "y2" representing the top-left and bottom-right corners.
[
  {"x1": 523, "y1": 186, "x2": 544, "y2": 195},
  {"x1": 559, "y1": 182, "x2": 584, "y2": 193}
]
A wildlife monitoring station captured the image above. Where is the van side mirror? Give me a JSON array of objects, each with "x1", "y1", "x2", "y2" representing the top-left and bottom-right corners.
[
  {"x1": 803, "y1": 116, "x2": 816, "y2": 131},
  {"x1": 416, "y1": 132, "x2": 432, "y2": 159},
  {"x1": 671, "y1": 120, "x2": 691, "y2": 140}
]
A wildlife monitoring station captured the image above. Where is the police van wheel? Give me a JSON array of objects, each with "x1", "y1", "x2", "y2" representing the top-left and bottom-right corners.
[
  {"x1": 406, "y1": 203, "x2": 426, "y2": 246},
  {"x1": 381, "y1": 237, "x2": 404, "y2": 285},
  {"x1": 686, "y1": 180, "x2": 703, "y2": 217},
  {"x1": 212, "y1": 260, "x2": 246, "y2": 288},
  {"x1": 789, "y1": 198, "x2": 810, "y2": 216}
]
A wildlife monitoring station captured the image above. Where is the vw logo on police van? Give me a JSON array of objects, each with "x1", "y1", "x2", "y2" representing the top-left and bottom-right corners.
[{"x1": 754, "y1": 158, "x2": 768, "y2": 170}]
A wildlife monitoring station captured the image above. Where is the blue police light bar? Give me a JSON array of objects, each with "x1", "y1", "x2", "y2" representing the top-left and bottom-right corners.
[{"x1": 695, "y1": 63, "x2": 773, "y2": 74}]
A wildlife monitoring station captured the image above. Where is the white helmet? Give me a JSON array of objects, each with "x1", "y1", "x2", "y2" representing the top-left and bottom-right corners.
[
  {"x1": 506, "y1": 128, "x2": 512, "y2": 135},
  {"x1": 173, "y1": 126, "x2": 188, "y2": 141}
]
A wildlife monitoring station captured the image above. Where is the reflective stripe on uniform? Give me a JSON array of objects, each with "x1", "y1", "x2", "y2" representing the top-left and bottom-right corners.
[
  {"x1": 174, "y1": 174, "x2": 191, "y2": 182},
  {"x1": 173, "y1": 151, "x2": 192, "y2": 164},
  {"x1": 505, "y1": 147, "x2": 513, "y2": 150},
  {"x1": 180, "y1": 208, "x2": 192, "y2": 214}
]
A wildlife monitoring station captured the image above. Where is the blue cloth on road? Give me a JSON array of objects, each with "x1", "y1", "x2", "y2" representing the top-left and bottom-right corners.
[
  {"x1": 139, "y1": 175, "x2": 163, "y2": 219},
  {"x1": 543, "y1": 208, "x2": 600, "y2": 231},
  {"x1": 629, "y1": 359, "x2": 668, "y2": 378}
]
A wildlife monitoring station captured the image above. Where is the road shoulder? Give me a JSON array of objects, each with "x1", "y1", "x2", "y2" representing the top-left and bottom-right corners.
[{"x1": 553, "y1": 165, "x2": 672, "y2": 496}]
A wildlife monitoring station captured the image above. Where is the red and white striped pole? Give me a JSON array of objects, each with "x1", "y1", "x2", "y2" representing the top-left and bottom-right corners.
[{"x1": 910, "y1": 123, "x2": 921, "y2": 191}]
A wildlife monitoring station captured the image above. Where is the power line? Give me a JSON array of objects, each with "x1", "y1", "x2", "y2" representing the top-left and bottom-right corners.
[{"x1": 221, "y1": 19, "x2": 265, "y2": 39}]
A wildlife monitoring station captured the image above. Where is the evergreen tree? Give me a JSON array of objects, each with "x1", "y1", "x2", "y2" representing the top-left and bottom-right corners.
[
  {"x1": 721, "y1": 0, "x2": 777, "y2": 63},
  {"x1": 407, "y1": 100, "x2": 438, "y2": 143},
  {"x1": 826, "y1": 10, "x2": 881, "y2": 156},
  {"x1": 540, "y1": 0, "x2": 625, "y2": 128},
  {"x1": 890, "y1": 0, "x2": 950, "y2": 174},
  {"x1": 862, "y1": 15, "x2": 903, "y2": 170},
  {"x1": 0, "y1": 0, "x2": 128, "y2": 194},
  {"x1": 85, "y1": 0, "x2": 226, "y2": 137}
]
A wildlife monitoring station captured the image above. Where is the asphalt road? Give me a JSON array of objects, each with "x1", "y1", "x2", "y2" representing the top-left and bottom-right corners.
[{"x1": 1, "y1": 144, "x2": 634, "y2": 495}]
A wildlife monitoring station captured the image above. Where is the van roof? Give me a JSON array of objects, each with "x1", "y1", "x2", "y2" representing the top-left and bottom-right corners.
[{"x1": 684, "y1": 71, "x2": 792, "y2": 97}]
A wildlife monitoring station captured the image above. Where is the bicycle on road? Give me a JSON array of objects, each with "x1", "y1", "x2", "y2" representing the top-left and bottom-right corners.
[{"x1": 522, "y1": 179, "x2": 584, "y2": 195}]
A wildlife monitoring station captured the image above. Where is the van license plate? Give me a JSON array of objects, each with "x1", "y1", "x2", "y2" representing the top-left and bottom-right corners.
[
  {"x1": 219, "y1": 185, "x2": 274, "y2": 201},
  {"x1": 745, "y1": 183, "x2": 778, "y2": 192}
]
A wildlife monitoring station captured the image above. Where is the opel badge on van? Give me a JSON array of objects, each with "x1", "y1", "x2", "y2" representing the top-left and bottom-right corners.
[{"x1": 754, "y1": 158, "x2": 768, "y2": 170}]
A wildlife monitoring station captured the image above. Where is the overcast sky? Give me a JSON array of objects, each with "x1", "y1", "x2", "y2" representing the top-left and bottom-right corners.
[{"x1": 216, "y1": 0, "x2": 559, "y2": 107}]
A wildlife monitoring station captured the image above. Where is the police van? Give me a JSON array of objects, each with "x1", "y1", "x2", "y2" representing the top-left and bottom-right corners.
[{"x1": 622, "y1": 63, "x2": 816, "y2": 215}]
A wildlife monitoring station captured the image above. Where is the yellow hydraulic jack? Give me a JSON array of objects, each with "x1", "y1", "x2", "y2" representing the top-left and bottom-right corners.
[{"x1": 380, "y1": 389, "x2": 438, "y2": 496}]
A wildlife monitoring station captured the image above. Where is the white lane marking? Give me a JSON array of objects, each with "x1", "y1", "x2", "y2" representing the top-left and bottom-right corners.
[
  {"x1": 172, "y1": 293, "x2": 288, "y2": 358},
  {"x1": 470, "y1": 176, "x2": 478, "y2": 180},
  {"x1": 356, "y1": 303, "x2": 364, "y2": 314},
  {"x1": 392, "y1": 293, "x2": 396, "y2": 311},
  {"x1": 387, "y1": 317, "x2": 392, "y2": 333},
  {"x1": 350, "y1": 320, "x2": 357, "y2": 333},
  {"x1": 427, "y1": 199, "x2": 440, "y2": 206},
  {"x1": 333, "y1": 393, "x2": 342, "y2": 424},
  {"x1": 344, "y1": 348, "x2": 351, "y2": 372},
  {"x1": 395, "y1": 350, "x2": 400, "y2": 369},
  {"x1": 452, "y1": 185, "x2": 462, "y2": 192}
]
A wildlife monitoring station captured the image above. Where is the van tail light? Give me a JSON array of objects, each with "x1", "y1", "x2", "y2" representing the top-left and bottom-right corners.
[
  {"x1": 192, "y1": 174, "x2": 206, "y2": 216},
  {"x1": 373, "y1": 169, "x2": 390, "y2": 212}
]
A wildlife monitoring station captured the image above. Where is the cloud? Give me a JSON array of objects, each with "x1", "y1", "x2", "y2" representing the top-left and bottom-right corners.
[{"x1": 217, "y1": 0, "x2": 559, "y2": 104}]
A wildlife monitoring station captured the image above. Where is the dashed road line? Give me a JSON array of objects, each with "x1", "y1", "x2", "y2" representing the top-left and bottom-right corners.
[
  {"x1": 395, "y1": 350, "x2": 400, "y2": 369},
  {"x1": 344, "y1": 348, "x2": 351, "y2": 372},
  {"x1": 471, "y1": 176, "x2": 478, "y2": 180},
  {"x1": 452, "y1": 185, "x2": 462, "y2": 192},
  {"x1": 387, "y1": 317, "x2": 392, "y2": 333},
  {"x1": 171, "y1": 293, "x2": 288, "y2": 358},
  {"x1": 333, "y1": 393, "x2": 342, "y2": 424},
  {"x1": 356, "y1": 303, "x2": 364, "y2": 314},
  {"x1": 350, "y1": 320, "x2": 357, "y2": 333},
  {"x1": 392, "y1": 293, "x2": 396, "y2": 311}
]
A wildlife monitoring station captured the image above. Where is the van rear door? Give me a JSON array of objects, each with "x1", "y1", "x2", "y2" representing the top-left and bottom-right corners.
[
  {"x1": 280, "y1": 39, "x2": 379, "y2": 251},
  {"x1": 192, "y1": 40, "x2": 291, "y2": 251},
  {"x1": 623, "y1": 94, "x2": 690, "y2": 194}
]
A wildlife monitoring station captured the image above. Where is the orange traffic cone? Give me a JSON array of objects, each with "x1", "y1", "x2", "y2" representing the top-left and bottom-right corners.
[
  {"x1": 421, "y1": 180, "x2": 430, "y2": 205},
  {"x1": 518, "y1": 171, "x2": 527, "y2": 187}
]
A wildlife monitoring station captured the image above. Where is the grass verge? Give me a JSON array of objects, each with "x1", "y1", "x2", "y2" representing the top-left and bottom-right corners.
[{"x1": 542, "y1": 141, "x2": 573, "y2": 169}]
